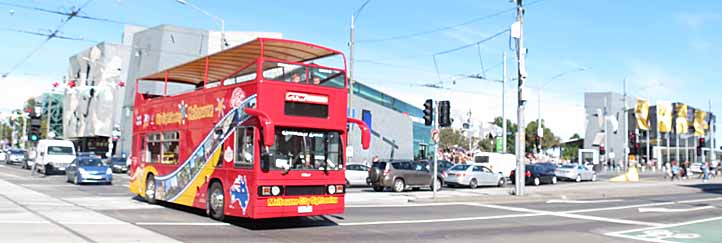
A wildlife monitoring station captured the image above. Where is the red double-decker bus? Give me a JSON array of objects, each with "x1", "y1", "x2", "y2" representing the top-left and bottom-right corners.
[{"x1": 128, "y1": 38, "x2": 370, "y2": 220}]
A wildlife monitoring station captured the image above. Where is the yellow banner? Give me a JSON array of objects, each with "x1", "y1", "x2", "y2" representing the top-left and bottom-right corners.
[
  {"x1": 267, "y1": 196, "x2": 339, "y2": 207},
  {"x1": 675, "y1": 103, "x2": 688, "y2": 134},
  {"x1": 634, "y1": 98, "x2": 649, "y2": 130},
  {"x1": 656, "y1": 101, "x2": 672, "y2": 133},
  {"x1": 694, "y1": 110, "x2": 707, "y2": 136}
]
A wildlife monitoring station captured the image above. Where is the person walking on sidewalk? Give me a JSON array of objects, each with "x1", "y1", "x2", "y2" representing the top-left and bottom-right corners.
[
  {"x1": 702, "y1": 160, "x2": 710, "y2": 183},
  {"x1": 670, "y1": 160, "x2": 680, "y2": 181}
]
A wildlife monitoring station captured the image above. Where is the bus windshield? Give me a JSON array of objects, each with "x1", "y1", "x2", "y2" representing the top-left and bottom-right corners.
[{"x1": 266, "y1": 128, "x2": 343, "y2": 171}]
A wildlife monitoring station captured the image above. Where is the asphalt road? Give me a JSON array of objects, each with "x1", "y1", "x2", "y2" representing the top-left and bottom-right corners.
[{"x1": 0, "y1": 161, "x2": 720, "y2": 243}]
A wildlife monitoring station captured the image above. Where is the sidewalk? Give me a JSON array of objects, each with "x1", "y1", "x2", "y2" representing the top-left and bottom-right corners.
[
  {"x1": 347, "y1": 176, "x2": 722, "y2": 206},
  {"x1": 0, "y1": 178, "x2": 181, "y2": 243}
]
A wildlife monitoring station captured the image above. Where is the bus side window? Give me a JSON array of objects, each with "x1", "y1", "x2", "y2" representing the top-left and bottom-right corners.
[{"x1": 235, "y1": 127, "x2": 254, "y2": 168}]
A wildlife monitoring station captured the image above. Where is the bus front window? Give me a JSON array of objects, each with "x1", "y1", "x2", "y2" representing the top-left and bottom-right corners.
[{"x1": 267, "y1": 128, "x2": 342, "y2": 171}]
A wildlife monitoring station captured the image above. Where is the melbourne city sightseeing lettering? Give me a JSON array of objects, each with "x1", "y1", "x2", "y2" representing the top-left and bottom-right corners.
[
  {"x1": 154, "y1": 104, "x2": 215, "y2": 126},
  {"x1": 266, "y1": 196, "x2": 339, "y2": 207}
]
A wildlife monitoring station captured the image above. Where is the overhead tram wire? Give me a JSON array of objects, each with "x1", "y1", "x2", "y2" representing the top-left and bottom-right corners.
[
  {"x1": 0, "y1": 1, "x2": 137, "y2": 26},
  {"x1": 357, "y1": 0, "x2": 546, "y2": 44},
  {"x1": 1, "y1": 0, "x2": 95, "y2": 78},
  {"x1": 432, "y1": 28, "x2": 510, "y2": 83},
  {"x1": 0, "y1": 28, "x2": 98, "y2": 43}
]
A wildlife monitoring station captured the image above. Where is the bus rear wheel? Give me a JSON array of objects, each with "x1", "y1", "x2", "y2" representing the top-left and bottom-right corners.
[
  {"x1": 208, "y1": 182, "x2": 225, "y2": 221},
  {"x1": 145, "y1": 174, "x2": 157, "y2": 204}
]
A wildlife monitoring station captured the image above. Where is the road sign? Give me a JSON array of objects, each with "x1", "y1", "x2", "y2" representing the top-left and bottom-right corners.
[
  {"x1": 495, "y1": 136, "x2": 503, "y2": 152},
  {"x1": 431, "y1": 129, "x2": 440, "y2": 143}
]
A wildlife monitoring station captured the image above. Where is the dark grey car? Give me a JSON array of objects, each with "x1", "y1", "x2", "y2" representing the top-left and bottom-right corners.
[{"x1": 367, "y1": 161, "x2": 443, "y2": 192}]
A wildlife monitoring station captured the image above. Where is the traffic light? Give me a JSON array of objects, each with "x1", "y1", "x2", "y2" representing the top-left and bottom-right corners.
[
  {"x1": 438, "y1": 100, "x2": 451, "y2": 127},
  {"x1": 534, "y1": 135, "x2": 541, "y2": 152},
  {"x1": 697, "y1": 137, "x2": 705, "y2": 156},
  {"x1": 628, "y1": 131, "x2": 637, "y2": 155},
  {"x1": 599, "y1": 145, "x2": 606, "y2": 155},
  {"x1": 29, "y1": 113, "x2": 41, "y2": 142},
  {"x1": 423, "y1": 99, "x2": 433, "y2": 126}
]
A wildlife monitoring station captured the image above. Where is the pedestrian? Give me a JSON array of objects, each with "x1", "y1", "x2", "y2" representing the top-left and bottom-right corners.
[
  {"x1": 682, "y1": 160, "x2": 690, "y2": 179},
  {"x1": 702, "y1": 160, "x2": 710, "y2": 183},
  {"x1": 31, "y1": 159, "x2": 37, "y2": 176},
  {"x1": 670, "y1": 160, "x2": 680, "y2": 181}
]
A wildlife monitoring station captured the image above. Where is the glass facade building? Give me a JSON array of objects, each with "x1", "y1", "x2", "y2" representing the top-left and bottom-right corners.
[{"x1": 352, "y1": 82, "x2": 433, "y2": 160}]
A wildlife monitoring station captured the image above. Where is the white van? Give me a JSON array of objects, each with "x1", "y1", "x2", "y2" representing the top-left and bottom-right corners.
[
  {"x1": 35, "y1": 139, "x2": 76, "y2": 174},
  {"x1": 473, "y1": 152, "x2": 516, "y2": 178}
]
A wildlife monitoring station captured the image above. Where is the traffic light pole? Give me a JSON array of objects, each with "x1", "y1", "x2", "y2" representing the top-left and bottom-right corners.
[
  {"x1": 433, "y1": 100, "x2": 438, "y2": 200},
  {"x1": 514, "y1": 0, "x2": 526, "y2": 196}
]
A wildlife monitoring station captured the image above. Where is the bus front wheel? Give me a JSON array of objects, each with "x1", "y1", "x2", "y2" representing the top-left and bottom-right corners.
[
  {"x1": 208, "y1": 182, "x2": 225, "y2": 221},
  {"x1": 145, "y1": 174, "x2": 157, "y2": 204}
]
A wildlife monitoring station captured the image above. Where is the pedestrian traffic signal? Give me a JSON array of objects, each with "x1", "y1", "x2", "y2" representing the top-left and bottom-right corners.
[
  {"x1": 29, "y1": 113, "x2": 41, "y2": 142},
  {"x1": 423, "y1": 99, "x2": 433, "y2": 126},
  {"x1": 697, "y1": 137, "x2": 705, "y2": 156},
  {"x1": 599, "y1": 145, "x2": 606, "y2": 155},
  {"x1": 438, "y1": 100, "x2": 451, "y2": 127},
  {"x1": 534, "y1": 135, "x2": 541, "y2": 152}
]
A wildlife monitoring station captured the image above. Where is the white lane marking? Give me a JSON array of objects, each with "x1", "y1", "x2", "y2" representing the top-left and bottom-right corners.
[
  {"x1": 638, "y1": 206, "x2": 715, "y2": 213},
  {"x1": 565, "y1": 202, "x2": 676, "y2": 214},
  {"x1": 338, "y1": 213, "x2": 541, "y2": 226},
  {"x1": 135, "y1": 222, "x2": 231, "y2": 226},
  {"x1": 0, "y1": 220, "x2": 51, "y2": 224},
  {"x1": 604, "y1": 216, "x2": 722, "y2": 242},
  {"x1": 546, "y1": 199, "x2": 624, "y2": 204},
  {"x1": 467, "y1": 203, "x2": 664, "y2": 227},
  {"x1": 0, "y1": 172, "x2": 22, "y2": 178},
  {"x1": 677, "y1": 197, "x2": 722, "y2": 204},
  {"x1": 346, "y1": 202, "x2": 467, "y2": 208}
]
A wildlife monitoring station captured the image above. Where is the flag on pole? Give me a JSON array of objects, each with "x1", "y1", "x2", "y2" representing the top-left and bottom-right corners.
[
  {"x1": 694, "y1": 110, "x2": 707, "y2": 137},
  {"x1": 656, "y1": 101, "x2": 672, "y2": 133},
  {"x1": 675, "y1": 103, "x2": 688, "y2": 134},
  {"x1": 635, "y1": 98, "x2": 649, "y2": 130}
]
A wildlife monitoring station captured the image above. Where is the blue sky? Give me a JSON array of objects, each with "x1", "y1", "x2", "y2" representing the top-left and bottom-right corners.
[{"x1": 1, "y1": 0, "x2": 721, "y2": 140}]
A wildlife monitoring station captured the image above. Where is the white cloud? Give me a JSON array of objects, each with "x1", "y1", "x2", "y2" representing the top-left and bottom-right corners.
[{"x1": 0, "y1": 74, "x2": 54, "y2": 112}]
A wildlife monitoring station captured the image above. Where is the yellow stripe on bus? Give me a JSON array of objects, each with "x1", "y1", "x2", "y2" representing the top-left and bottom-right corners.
[{"x1": 172, "y1": 148, "x2": 220, "y2": 206}]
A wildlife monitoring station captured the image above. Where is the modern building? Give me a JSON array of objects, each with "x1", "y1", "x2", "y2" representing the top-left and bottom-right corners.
[
  {"x1": 348, "y1": 82, "x2": 433, "y2": 163},
  {"x1": 584, "y1": 92, "x2": 718, "y2": 168}
]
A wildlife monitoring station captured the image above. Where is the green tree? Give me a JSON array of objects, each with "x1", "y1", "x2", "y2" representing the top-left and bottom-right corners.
[
  {"x1": 525, "y1": 120, "x2": 561, "y2": 153},
  {"x1": 492, "y1": 116, "x2": 517, "y2": 154},
  {"x1": 438, "y1": 128, "x2": 470, "y2": 150},
  {"x1": 561, "y1": 133, "x2": 582, "y2": 161}
]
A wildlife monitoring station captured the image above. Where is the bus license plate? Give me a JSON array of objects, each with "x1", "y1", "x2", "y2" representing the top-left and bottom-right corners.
[{"x1": 298, "y1": 206, "x2": 313, "y2": 213}]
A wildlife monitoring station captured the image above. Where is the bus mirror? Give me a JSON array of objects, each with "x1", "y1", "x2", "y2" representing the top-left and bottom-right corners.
[{"x1": 347, "y1": 118, "x2": 370, "y2": 150}]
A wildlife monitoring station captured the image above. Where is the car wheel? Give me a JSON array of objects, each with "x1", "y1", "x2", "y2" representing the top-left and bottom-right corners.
[
  {"x1": 497, "y1": 178, "x2": 506, "y2": 187},
  {"x1": 145, "y1": 174, "x2": 157, "y2": 204},
  {"x1": 372, "y1": 186, "x2": 384, "y2": 192},
  {"x1": 432, "y1": 177, "x2": 442, "y2": 191},
  {"x1": 393, "y1": 178, "x2": 406, "y2": 193},
  {"x1": 469, "y1": 179, "x2": 478, "y2": 189},
  {"x1": 208, "y1": 182, "x2": 225, "y2": 221},
  {"x1": 575, "y1": 175, "x2": 582, "y2": 183},
  {"x1": 552, "y1": 176, "x2": 558, "y2": 185},
  {"x1": 591, "y1": 174, "x2": 597, "y2": 182},
  {"x1": 345, "y1": 179, "x2": 351, "y2": 188},
  {"x1": 533, "y1": 177, "x2": 541, "y2": 186},
  {"x1": 73, "y1": 175, "x2": 80, "y2": 185}
]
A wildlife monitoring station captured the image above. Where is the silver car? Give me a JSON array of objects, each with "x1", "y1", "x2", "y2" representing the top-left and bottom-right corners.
[
  {"x1": 555, "y1": 164, "x2": 597, "y2": 182},
  {"x1": 445, "y1": 164, "x2": 505, "y2": 188}
]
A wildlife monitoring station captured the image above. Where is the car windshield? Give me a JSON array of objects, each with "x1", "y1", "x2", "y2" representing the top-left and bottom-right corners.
[
  {"x1": 372, "y1": 162, "x2": 386, "y2": 170},
  {"x1": 10, "y1": 150, "x2": 24, "y2": 155},
  {"x1": 265, "y1": 128, "x2": 343, "y2": 170},
  {"x1": 48, "y1": 146, "x2": 73, "y2": 155},
  {"x1": 78, "y1": 158, "x2": 104, "y2": 167},
  {"x1": 561, "y1": 164, "x2": 576, "y2": 169},
  {"x1": 111, "y1": 158, "x2": 127, "y2": 165},
  {"x1": 450, "y1": 164, "x2": 471, "y2": 171}
]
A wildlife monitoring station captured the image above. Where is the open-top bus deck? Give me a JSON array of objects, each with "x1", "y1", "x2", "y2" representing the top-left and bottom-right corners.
[{"x1": 129, "y1": 38, "x2": 370, "y2": 220}]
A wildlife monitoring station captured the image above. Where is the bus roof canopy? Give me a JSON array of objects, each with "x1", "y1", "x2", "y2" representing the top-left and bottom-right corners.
[{"x1": 140, "y1": 38, "x2": 340, "y2": 85}]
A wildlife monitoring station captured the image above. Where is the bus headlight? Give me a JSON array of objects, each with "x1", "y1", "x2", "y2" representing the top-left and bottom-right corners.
[
  {"x1": 271, "y1": 186, "x2": 281, "y2": 196},
  {"x1": 327, "y1": 185, "x2": 336, "y2": 194}
]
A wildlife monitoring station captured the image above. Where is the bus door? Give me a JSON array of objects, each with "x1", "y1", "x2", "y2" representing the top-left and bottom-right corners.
[{"x1": 225, "y1": 126, "x2": 256, "y2": 216}]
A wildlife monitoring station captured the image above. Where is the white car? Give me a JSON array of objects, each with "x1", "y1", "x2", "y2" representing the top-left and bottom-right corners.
[
  {"x1": 34, "y1": 139, "x2": 76, "y2": 174},
  {"x1": 555, "y1": 164, "x2": 597, "y2": 182},
  {"x1": 345, "y1": 164, "x2": 370, "y2": 187},
  {"x1": 445, "y1": 163, "x2": 505, "y2": 188}
]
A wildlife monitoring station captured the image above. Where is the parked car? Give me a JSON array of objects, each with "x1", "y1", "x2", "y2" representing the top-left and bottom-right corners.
[
  {"x1": 5, "y1": 149, "x2": 27, "y2": 165},
  {"x1": 35, "y1": 139, "x2": 76, "y2": 174},
  {"x1": 0, "y1": 149, "x2": 7, "y2": 162},
  {"x1": 66, "y1": 157, "x2": 113, "y2": 185},
  {"x1": 510, "y1": 164, "x2": 558, "y2": 186},
  {"x1": 107, "y1": 157, "x2": 129, "y2": 173},
  {"x1": 689, "y1": 162, "x2": 703, "y2": 175},
  {"x1": 555, "y1": 163, "x2": 597, "y2": 182},
  {"x1": 445, "y1": 163, "x2": 505, "y2": 188},
  {"x1": 368, "y1": 160, "x2": 443, "y2": 192},
  {"x1": 345, "y1": 163, "x2": 370, "y2": 187}
]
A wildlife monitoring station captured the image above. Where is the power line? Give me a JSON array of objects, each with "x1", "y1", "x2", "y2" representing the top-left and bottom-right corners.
[
  {"x1": 358, "y1": 0, "x2": 546, "y2": 44},
  {"x1": 0, "y1": 1, "x2": 137, "y2": 26},
  {"x1": 0, "y1": 28, "x2": 96, "y2": 42}
]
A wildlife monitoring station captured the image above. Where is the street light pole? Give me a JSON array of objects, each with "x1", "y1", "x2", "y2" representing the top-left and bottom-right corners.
[
  {"x1": 502, "y1": 51, "x2": 507, "y2": 153},
  {"x1": 348, "y1": 0, "x2": 371, "y2": 153},
  {"x1": 176, "y1": 0, "x2": 226, "y2": 50},
  {"x1": 514, "y1": 0, "x2": 526, "y2": 196}
]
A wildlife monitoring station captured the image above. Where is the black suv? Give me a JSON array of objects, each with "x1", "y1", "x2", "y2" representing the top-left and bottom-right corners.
[{"x1": 367, "y1": 160, "x2": 443, "y2": 192}]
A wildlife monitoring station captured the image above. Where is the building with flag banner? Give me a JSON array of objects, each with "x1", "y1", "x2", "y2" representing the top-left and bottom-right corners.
[{"x1": 585, "y1": 92, "x2": 719, "y2": 170}]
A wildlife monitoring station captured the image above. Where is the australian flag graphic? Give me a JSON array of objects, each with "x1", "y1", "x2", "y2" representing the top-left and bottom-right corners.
[{"x1": 230, "y1": 175, "x2": 250, "y2": 215}]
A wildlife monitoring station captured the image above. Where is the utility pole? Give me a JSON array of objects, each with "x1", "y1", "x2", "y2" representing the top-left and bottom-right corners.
[
  {"x1": 502, "y1": 51, "x2": 508, "y2": 153},
  {"x1": 513, "y1": 0, "x2": 526, "y2": 196},
  {"x1": 46, "y1": 94, "x2": 51, "y2": 138},
  {"x1": 604, "y1": 97, "x2": 609, "y2": 170},
  {"x1": 537, "y1": 91, "x2": 542, "y2": 156},
  {"x1": 623, "y1": 78, "x2": 628, "y2": 168},
  {"x1": 709, "y1": 99, "x2": 714, "y2": 163},
  {"x1": 348, "y1": 0, "x2": 370, "y2": 153}
]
